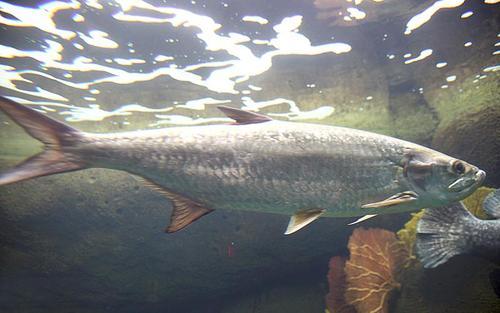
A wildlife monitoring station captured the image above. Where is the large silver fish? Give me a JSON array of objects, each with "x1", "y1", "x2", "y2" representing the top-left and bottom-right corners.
[{"x1": 0, "y1": 96, "x2": 485, "y2": 234}]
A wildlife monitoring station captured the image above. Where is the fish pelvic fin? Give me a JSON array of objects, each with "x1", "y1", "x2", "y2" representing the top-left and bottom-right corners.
[
  {"x1": 217, "y1": 105, "x2": 272, "y2": 125},
  {"x1": 347, "y1": 214, "x2": 377, "y2": 225},
  {"x1": 284, "y1": 208, "x2": 326, "y2": 235},
  {"x1": 416, "y1": 202, "x2": 476, "y2": 268},
  {"x1": 483, "y1": 189, "x2": 500, "y2": 219},
  {"x1": 0, "y1": 96, "x2": 85, "y2": 185},
  {"x1": 137, "y1": 178, "x2": 214, "y2": 233}
]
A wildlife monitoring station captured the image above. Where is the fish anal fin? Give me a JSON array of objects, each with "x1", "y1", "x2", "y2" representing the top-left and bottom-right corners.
[
  {"x1": 166, "y1": 196, "x2": 213, "y2": 233},
  {"x1": 137, "y1": 178, "x2": 214, "y2": 233},
  {"x1": 217, "y1": 105, "x2": 272, "y2": 125},
  {"x1": 284, "y1": 208, "x2": 326, "y2": 235},
  {"x1": 361, "y1": 191, "x2": 418, "y2": 209},
  {"x1": 348, "y1": 214, "x2": 377, "y2": 226}
]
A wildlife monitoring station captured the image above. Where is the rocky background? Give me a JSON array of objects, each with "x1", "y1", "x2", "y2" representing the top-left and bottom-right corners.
[{"x1": 0, "y1": 0, "x2": 499, "y2": 312}]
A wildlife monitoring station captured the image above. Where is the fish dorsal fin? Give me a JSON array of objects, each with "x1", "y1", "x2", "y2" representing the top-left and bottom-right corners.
[
  {"x1": 284, "y1": 208, "x2": 326, "y2": 235},
  {"x1": 347, "y1": 214, "x2": 378, "y2": 225},
  {"x1": 138, "y1": 178, "x2": 214, "y2": 233},
  {"x1": 483, "y1": 189, "x2": 500, "y2": 219},
  {"x1": 217, "y1": 105, "x2": 272, "y2": 125}
]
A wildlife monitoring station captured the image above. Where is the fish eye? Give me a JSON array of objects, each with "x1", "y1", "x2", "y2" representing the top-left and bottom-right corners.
[{"x1": 452, "y1": 161, "x2": 466, "y2": 175}]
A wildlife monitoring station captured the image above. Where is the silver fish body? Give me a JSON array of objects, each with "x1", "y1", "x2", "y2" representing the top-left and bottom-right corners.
[
  {"x1": 77, "y1": 122, "x2": 450, "y2": 216},
  {"x1": 0, "y1": 97, "x2": 486, "y2": 232}
]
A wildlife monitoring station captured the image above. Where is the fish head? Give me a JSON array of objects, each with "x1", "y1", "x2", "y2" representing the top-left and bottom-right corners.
[{"x1": 404, "y1": 149, "x2": 486, "y2": 205}]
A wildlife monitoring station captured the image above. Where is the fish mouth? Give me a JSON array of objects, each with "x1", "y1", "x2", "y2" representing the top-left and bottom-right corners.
[{"x1": 448, "y1": 170, "x2": 486, "y2": 192}]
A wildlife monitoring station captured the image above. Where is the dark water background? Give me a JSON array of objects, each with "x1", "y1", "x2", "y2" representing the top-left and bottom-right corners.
[{"x1": 0, "y1": 0, "x2": 499, "y2": 312}]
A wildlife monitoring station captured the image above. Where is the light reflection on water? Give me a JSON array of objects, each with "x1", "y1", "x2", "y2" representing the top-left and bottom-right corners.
[{"x1": 0, "y1": 0, "x2": 498, "y2": 126}]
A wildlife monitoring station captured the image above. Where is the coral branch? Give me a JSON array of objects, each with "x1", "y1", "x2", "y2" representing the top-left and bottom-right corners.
[
  {"x1": 344, "y1": 228, "x2": 407, "y2": 313},
  {"x1": 325, "y1": 256, "x2": 356, "y2": 313}
]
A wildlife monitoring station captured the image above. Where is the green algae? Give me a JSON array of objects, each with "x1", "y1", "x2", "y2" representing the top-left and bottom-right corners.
[
  {"x1": 323, "y1": 104, "x2": 395, "y2": 136},
  {"x1": 397, "y1": 210, "x2": 425, "y2": 268},
  {"x1": 463, "y1": 187, "x2": 495, "y2": 219},
  {"x1": 426, "y1": 72, "x2": 500, "y2": 134}
]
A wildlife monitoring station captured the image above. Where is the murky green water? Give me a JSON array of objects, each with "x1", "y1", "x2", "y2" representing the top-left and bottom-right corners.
[{"x1": 0, "y1": 0, "x2": 499, "y2": 312}]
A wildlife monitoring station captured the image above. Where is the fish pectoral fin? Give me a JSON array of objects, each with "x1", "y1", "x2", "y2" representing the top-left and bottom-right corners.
[
  {"x1": 217, "y1": 105, "x2": 273, "y2": 125},
  {"x1": 284, "y1": 208, "x2": 326, "y2": 235},
  {"x1": 361, "y1": 191, "x2": 418, "y2": 209},
  {"x1": 348, "y1": 214, "x2": 378, "y2": 225},
  {"x1": 137, "y1": 177, "x2": 214, "y2": 233}
]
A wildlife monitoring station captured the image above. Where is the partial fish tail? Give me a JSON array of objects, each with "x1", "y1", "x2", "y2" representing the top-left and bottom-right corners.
[
  {"x1": 483, "y1": 189, "x2": 500, "y2": 219},
  {"x1": 0, "y1": 96, "x2": 86, "y2": 185},
  {"x1": 416, "y1": 202, "x2": 476, "y2": 268}
]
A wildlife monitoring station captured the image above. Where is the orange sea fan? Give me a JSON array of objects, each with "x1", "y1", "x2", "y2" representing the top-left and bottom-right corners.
[
  {"x1": 325, "y1": 256, "x2": 356, "y2": 313},
  {"x1": 344, "y1": 228, "x2": 408, "y2": 313}
]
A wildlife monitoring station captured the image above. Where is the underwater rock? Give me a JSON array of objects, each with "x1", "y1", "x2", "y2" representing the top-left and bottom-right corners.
[
  {"x1": 394, "y1": 255, "x2": 500, "y2": 313},
  {"x1": 344, "y1": 228, "x2": 408, "y2": 313},
  {"x1": 219, "y1": 278, "x2": 326, "y2": 313},
  {"x1": 432, "y1": 105, "x2": 500, "y2": 187},
  {"x1": 388, "y1": 84, "x2": 438, "y2": 145},
  {"x1": 489, "y1": 269, "x2": 500, "y2": 298},
  {"x1": 325, "y1": 256, "x2": 356, "y2": 313}
]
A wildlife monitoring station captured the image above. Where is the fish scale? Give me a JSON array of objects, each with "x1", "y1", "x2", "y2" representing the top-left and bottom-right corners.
[{"x1": 79, "y1": 121, "x2": 414, "y2": 216}]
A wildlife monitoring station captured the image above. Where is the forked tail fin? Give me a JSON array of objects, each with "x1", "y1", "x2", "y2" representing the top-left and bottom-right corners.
[
  {"x1": 415, "y1": 202, "x2": 476, "y2": 268},
  {"x1": 0, "y1": 96, "x2": 85, "y2": 185}
]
